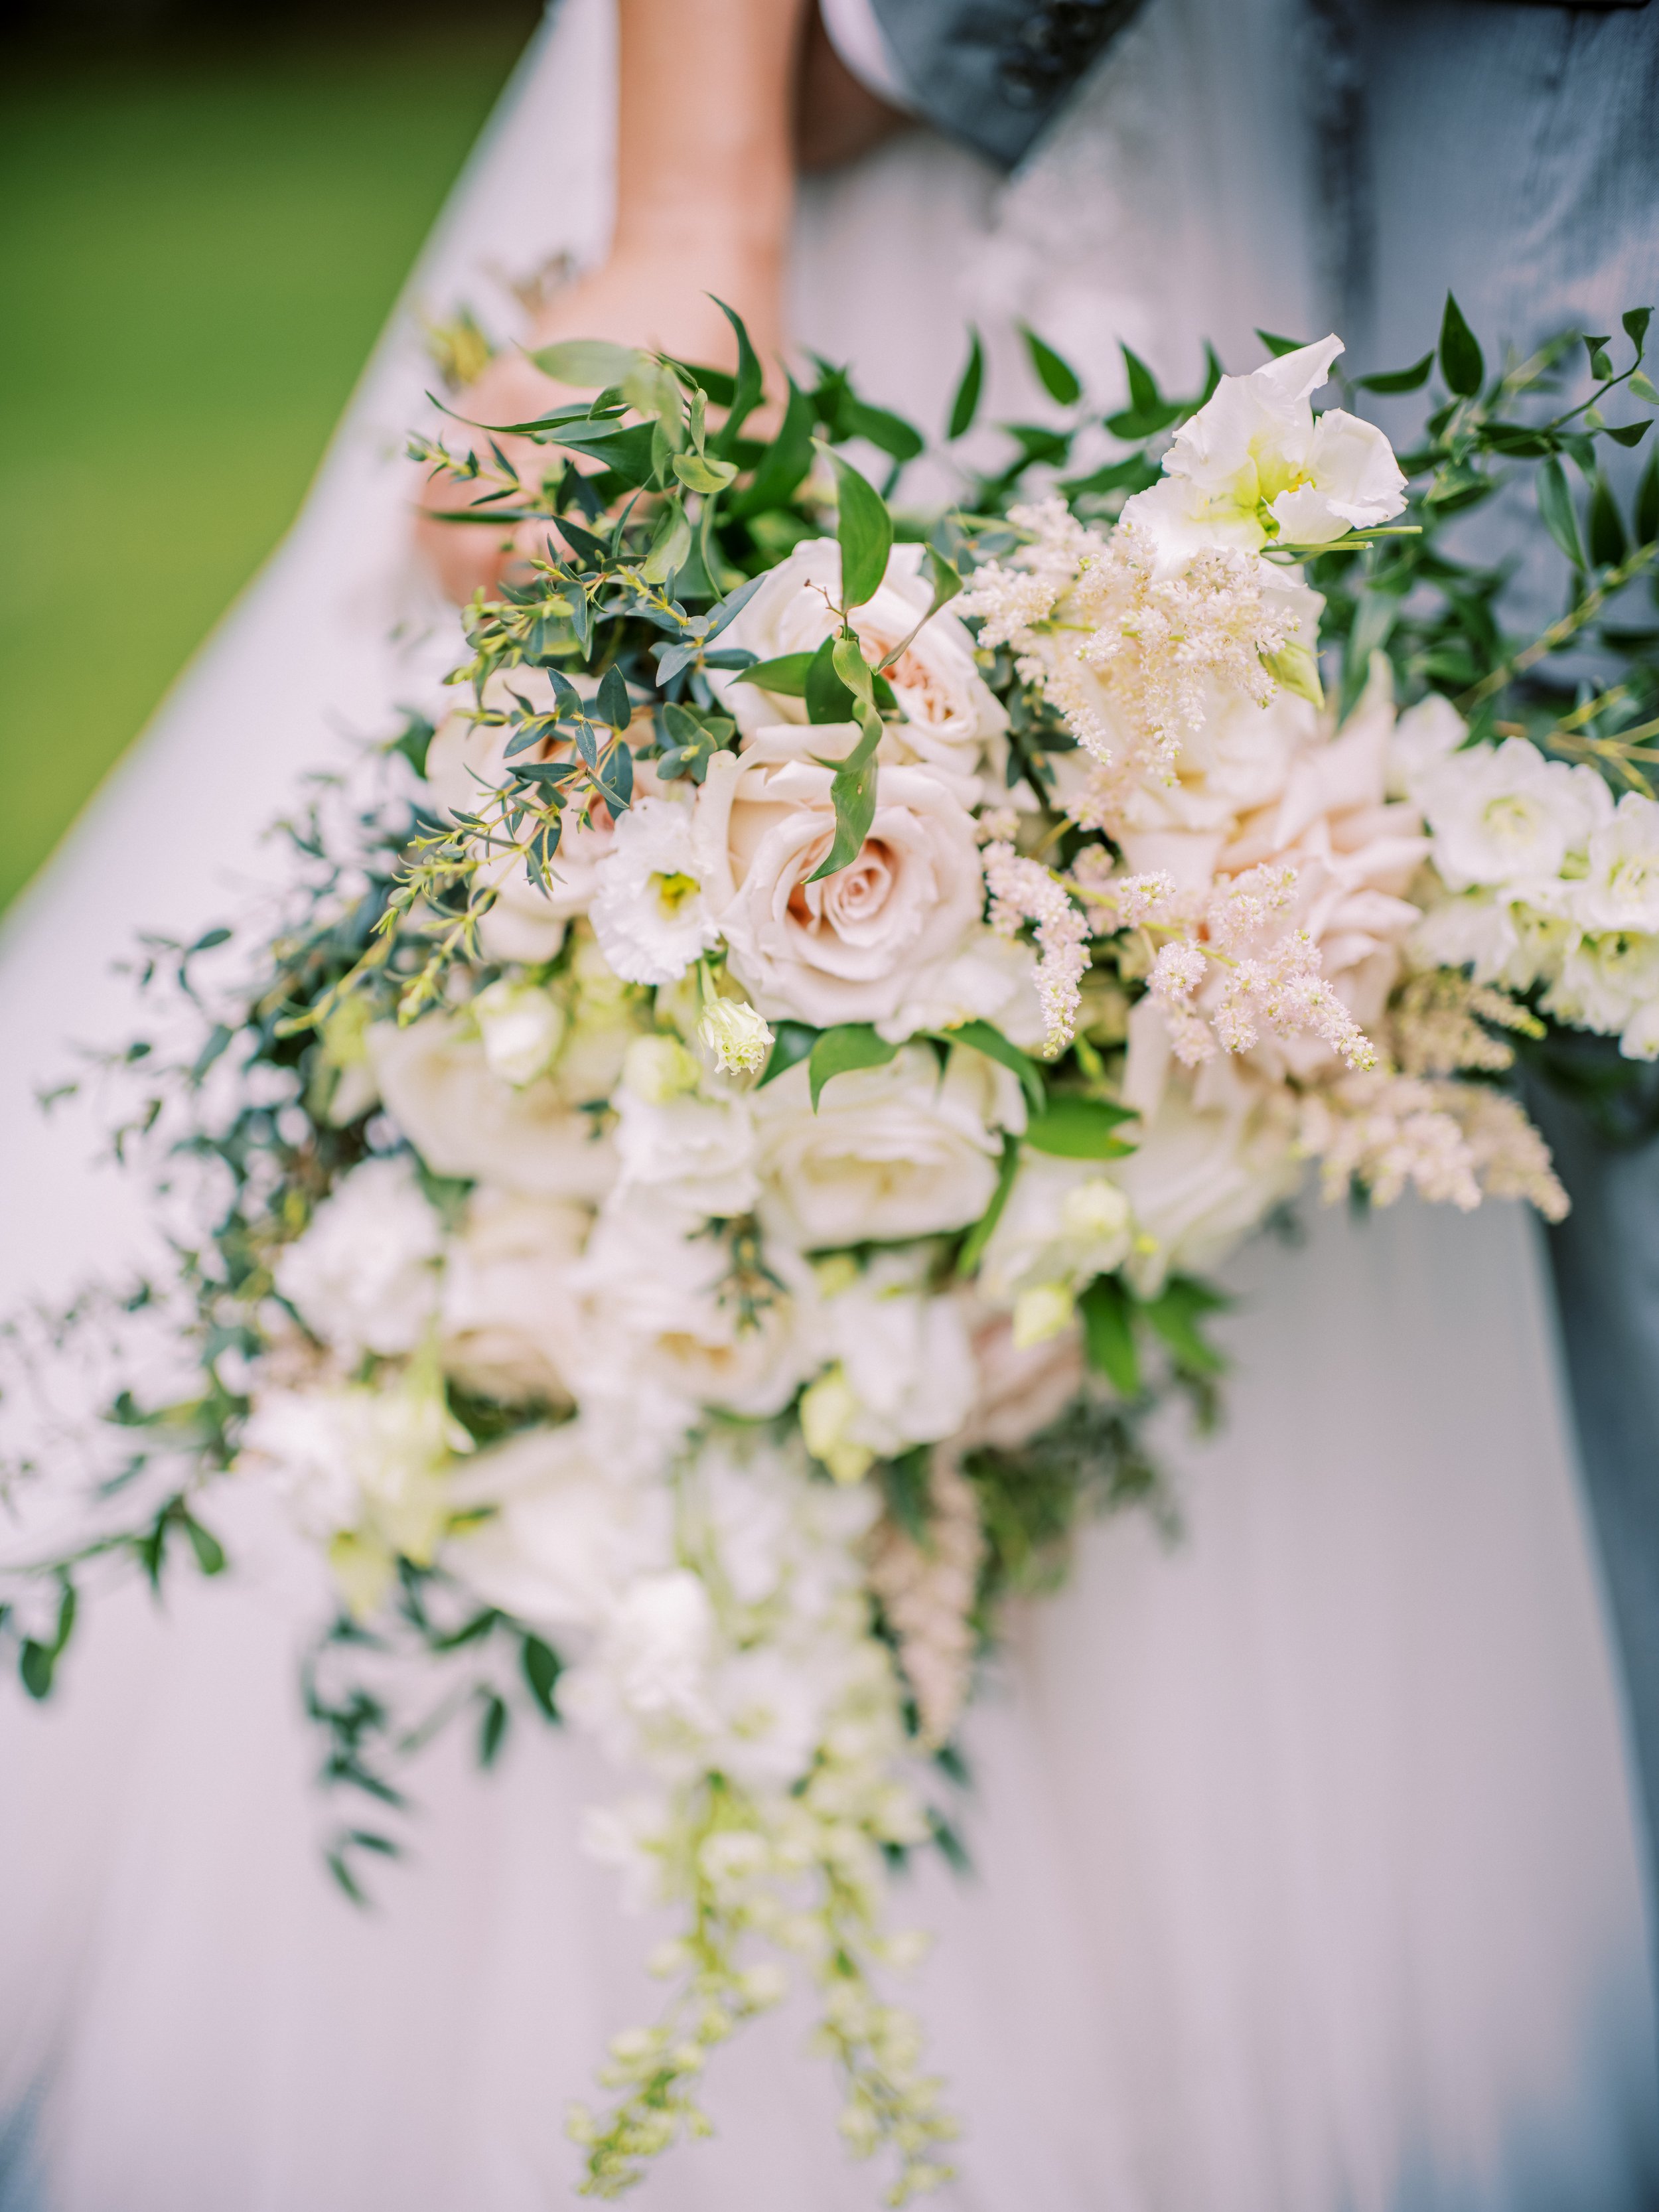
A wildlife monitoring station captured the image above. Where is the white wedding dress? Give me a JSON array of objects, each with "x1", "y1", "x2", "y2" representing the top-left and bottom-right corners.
[{"x1": 1, "y1": 4, "x2": 1655, "y2": 2208}]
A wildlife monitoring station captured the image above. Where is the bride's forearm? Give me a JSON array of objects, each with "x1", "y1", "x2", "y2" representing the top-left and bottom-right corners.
[{"x1": 609, "y1": 0, "x2": 808, "y2": 273}]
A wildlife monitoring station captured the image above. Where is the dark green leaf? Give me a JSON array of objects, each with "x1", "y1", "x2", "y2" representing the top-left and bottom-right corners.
[
  {"x1": 701, "y1": 568, "x2": 769, "y2": 641},
  {"x1": 935, "y1": 1020, "x2": 1045, "y2": 1114},
  {"x1": 948, "y1": 328, "x2": 984, "y2": 439},
  {"x1": 830, "y1": 451, "x2": 893, "y2": 608},
  {"x1": 1021, "y1": 325, "x2": 1082, "y2": 406},
  {"x1": 805, "y1": 634, "x2": 858, "y2": 722},
  {"x1": 19, "y1": 1641, "x2": 54, "y2": 1700},
  {"x1": 958, "y1": 1134, "x2": 1021, "y2": 1274},
  {"x1": 1059, "y1": 453, "x2": 1161, "y2": 500},
  {"x1": 735, "y1": 650, "x2": 816, "y2": 698},
  {"x1": 1590, "y1": 473, "x2": 1629, "y2": 567},
  {"x1": 711, "y1": 297, "x2": 765, "y2": 447},
  {"x1": 522, "y1": 1635, "x2": 563, "y2": 1720},
  {"x1": 1603, "y1": 419, "x2": 1652, "y2": 449},
  {"x1": 1255, "y1": 329, "x2": 1307, "y2": 359},
  {"x1": 838, "y1": 396, "x2": 925, "y2": 462},
  {"x1": 1354, "y1": 352, "x2": 1435, "y2": 395},
  {"x1": 1638, "y1": 448, "x2": 1659, "y2": 545},
  {"x1": 1623, "y1": 307, "x2": 1652, "y2": 354},
  {"x1": 1585, "y1": 334, "x2": 1615, "y2": 382},
  {"x1": 727, "y1": 376, "x2": 815, "y2": 516},
  {"x1": 595, "y1": 666, "x2": 631, "y2": 729},
  {"x1": 1142, "y1": 1276, "x2": 1230, "y2": 1377},
  {"x1": 183, "y1": 1516, "x2": 226, "y2": 1576},
  {"x1": 759, "y1": 1020, "x2": 820, "y2": 1087},
  {"x1": 1121, "y1": 342, "x2": 1164, "y2": 413},
  {"x1": 1023, "y1": 1094, "x2": 1138, "y2": 1158},
  {"x1": 1080, "y1": 1276, "x2": 1140, "y2": 1398},
  {"x1": 477, "y1": 1691, "x2": 509, "y2": 1767},
  {"x1": 1538, "y1": 455, "x2": 1586, "y2": 568},
  {"x1": 808, "y1": 1023, "x2": 900, "y2": 1108},
  {"x1": 1439, "y1": 293, "x2": 1484, "y2": 398}
]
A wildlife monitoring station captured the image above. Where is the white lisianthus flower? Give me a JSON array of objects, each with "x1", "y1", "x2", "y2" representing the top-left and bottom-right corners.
[
  {"x1": 571, "y1": 1195, "x2": 816, "y2": 1420},
  {"x1": 446, "y1": 1419, "x2": 676, "y2": 1637},
  {"x1": 978, "y1": 1152, "x2": 1134, "y2": 1309},
  {"x1": 370, "y1": 1013, "x2": 618, "y2": 1201},
  {"x1": 1386, "y1": 690, "x2": 1466, "y2": 802},
  {"x1": 693, "y1": 743, "x2": 983, "y2": 1029},
  {"x1": 273, "y1": 1154, "x2": 441, "y2": 1360},
  {"x1": 612, "y1": 1088, "x2": 760, "y2": 1217},
  {"x1": 439, "y1": 1186, "x2": 589, "y2": 1406},
  {"x1": 563, "y1": 1570, "x2": 719, "y2": 1754},
  {"x1": 806, "y1": 1252, "x2": 978, "y2": 1471},
  {"x1": 1542, "y1": 928, "x2": 1659, "y2": 1041},
  {"x1": 715, "y1": 538, "x2": 1006, "y2": 796},
  {"x1": 1122, "y1": 335, "x2": 1406, "y2": 569},
  {"x1": 1419, "y1": 737, "x2": 1612, "y2": 891},
  {"x1": 472, "y1": 978, "x2": 566, "y2": 1087},
  {"x1": 1575, "y1": 792, "x2": 1659, "y2": 934},
  {"x1": 755, "y1": 1047, "x2": 1021, "y2": 1249},
  {"x1": 588, "y1": 795, "x2": 721, "y2": 986}
]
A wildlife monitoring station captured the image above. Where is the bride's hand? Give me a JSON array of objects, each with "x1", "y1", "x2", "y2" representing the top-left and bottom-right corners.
[{"x1": 415, "y1": 252, "x2": 784, "y2": 605}]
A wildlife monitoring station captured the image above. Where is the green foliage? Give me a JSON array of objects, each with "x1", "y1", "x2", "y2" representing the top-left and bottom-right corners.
[
  {"x1": 806, "y1": 1023, "x2": 899, "y2": 1108},
  {"x1": 946, "y1": 329, "x2": 984, "y2": 440},
  {"x1": 1023, "y1": 1094, "x2": 1138, "y2": 1158}
]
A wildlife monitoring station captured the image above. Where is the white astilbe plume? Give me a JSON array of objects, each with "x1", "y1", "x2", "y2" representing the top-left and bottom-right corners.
[
  {"x1": 959, "y1": 500, "x2": 1300, "y2": 820},
  {"x1": 1299, "y1": 1072, "x2": 1567, "y2": 1219},
  {"x1": 867, "y1": 1451, "x2": 983, "y2": 1751},
  {"x1": 982, "y1": 842, "x2": 1088, "y2": 1054}
]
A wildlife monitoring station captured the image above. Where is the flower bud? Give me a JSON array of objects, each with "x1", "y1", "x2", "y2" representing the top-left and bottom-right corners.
[
  {"x1": 800, "y1": 1364, "x2": 875, "y2": 1485},
  {"x1": 472, "y1": 978, "x2": 565, "y2": 1086},
  {"x1": 1012, "y1": 1281, "x2": 1076, "y2": 1350},
  {"x1": 622, "y1": 1033, "x2": 701, "y2": 1103},
  {"x1": 697, "y1": 994, "x2": 774, "y2": 1078},
  {"x1": 1060, "y1": 1176, "x2": 1132, "y2": 1243}
]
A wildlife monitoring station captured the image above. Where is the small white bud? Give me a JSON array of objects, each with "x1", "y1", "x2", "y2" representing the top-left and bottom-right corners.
[
  {"x1": 1012, "y1": 1281, "x2": 1076, "y2": 1350},
  {"x1": 622, "y1": 1033, "x2": 702, "y2": 1103},
  {"x1": 697, "y1": 994, "x2": 773, "y2": 1078},
  {"x1": 472, "y1": 978, "x2": 565, "y2": 1086},
  {"x1": 1060, "y1": 1176, "x2": 1131, "y2": 1242}
]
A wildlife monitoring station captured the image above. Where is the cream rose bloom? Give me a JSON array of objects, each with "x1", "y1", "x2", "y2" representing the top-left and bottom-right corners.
[
  {"x1": 693, "y1": 733, "x2": 983, "y2": 1029},
  {"x1": 716, "y1": 537, "x2": 1006, "y2": 798},
  {"x1": 977, "y1": 1152, "x2": 1134, "y2": 1307},
  {"x1": 755, "y1": 1045, "x2": 1021, "y2": 1249},
  {"x1": 807, "y1": 1252, "x2": 979, "y2": 1461},
  {"x1": 438, "y1": 1186, "x2": 589, "y2": 1406},
  {"x1": 425, "y1": 668, "x2": 659, "y2": 965},
  {"x1": 1110, "y1": 1063, "x2": 1300, "y2": 1295},
  {"x1": 370, "y1": 1013, "x2": 617, "y2": 1201}
]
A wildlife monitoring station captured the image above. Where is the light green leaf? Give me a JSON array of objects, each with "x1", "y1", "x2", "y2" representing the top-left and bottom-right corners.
[
  {"x1": 528, "y1": 338, "x2": 643, "y2": 388},
  {"x1": 641, "y1": 499, "x2": 692, "y2": 584},
  {"x1": 1538, "y1": 455, "x2": 1586, "y2": 568},
  {"x1": 958, "y1": 1134, "x2": 1021, "y2": 1274},
  {"x1": 934, "y1": 1020, "x2": 1045, "y2": 1114},
  {"x1": 1023, "y1": 1094, "x2": 1138, "y2": 1159},
  {"x1": 808, "y1": 1023, "x2": 901, "y2": 1108},
  {"x1": 673, "y1": 450, "x2": 738, "y2": 495},
  {"x1": 735, "y1": 651, "x2": 816, "y2": 698}
]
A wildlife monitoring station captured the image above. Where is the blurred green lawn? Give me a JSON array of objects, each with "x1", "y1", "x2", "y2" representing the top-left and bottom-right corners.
[{"x1": 0, "y1": 30, "x2": 531, "y2": 909}]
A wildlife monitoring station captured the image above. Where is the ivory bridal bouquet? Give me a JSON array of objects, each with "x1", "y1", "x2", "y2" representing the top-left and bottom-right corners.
[{"x1": 4, "y1": 298, "x2": 1657, "y2": 2203}]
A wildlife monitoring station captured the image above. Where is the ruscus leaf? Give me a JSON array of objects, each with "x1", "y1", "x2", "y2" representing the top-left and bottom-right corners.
[
  {"x1": 1021, "y1": 325, "x2": 1082, "y2": 406},
  {"x1": 1023, "y1": 1094, "x2": 1138, "y2": 1159},
  {"x1": 1080, "y1": 1276, "x2": 1141, "y2": 1398},
  {"x1": 829, "y1": 451, "x2": 893, "y2": 609},
  {"x1": 1439, "y1": 293, "x2": 1485, "y2": 398},
  {"x1": 1538, "y1": 455, "x2": 1586, "y2": 568},
  {"x1": 948, "y1": 329, "x2": 984, "y2": 439},
  {"x1": 808, "y1": 1024, "x2": 901, "y2": 1108}
]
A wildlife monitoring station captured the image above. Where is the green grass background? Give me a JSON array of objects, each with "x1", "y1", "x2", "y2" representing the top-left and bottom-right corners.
[{"x1": 0, "y1": 29, "x2": 531, "y2": 909}]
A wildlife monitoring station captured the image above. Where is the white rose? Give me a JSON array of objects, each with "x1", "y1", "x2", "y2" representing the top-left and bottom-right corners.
[
  {"x1": 571, "y1": 1195, "x2": 816, "y2": 1419},
  {"x1": 717, "y1": 538, "x2": 1006, "y2": 796},
  {"x1": 439, "y1": 1186, "x2": 589, "y2": 1405},
  {"x1": 446, "y1": 1419, "x2": 675, "y2": 1637},
  {"x1": 370, "y1": 1013, "x2": 616, "y2": 1201},
  {"x1": 564, "y1": 1569, "x2": 717, "y2": 1753},
  {"x1": 693, "y1": 741, "x2": 983, "y2": 1028},
  {"x1": 755, "y1": 1046, "x2": 1020, "y2": 1248},
  {"x1": 1575, "y1": 792, "x2": 1659, "y2": 934},
  {"x1": 1420, "y1": 737, "x2": 1612, "y2": 891},
  {"x1": 613, "y1": 1087, "x2": 760, "y2": 1217},
  {"x1": 978, "y1": 1152, "x2": 1134, "y2": 1307},
  {"x1": 588, "y1": 793, "x2": 722, "y2": 986},
  {"x1": 472, "y1": 978, "x2": 565, "y2": 1086},
  {"x1": 871, "y1": 926, "x2": 1046, "y2": 1049},
  {"x1": 1110, "y1": 1066, "x2": 1300, "y2": 1294},
  {"x1": 808, "y1": 1252, "x2": 978, "y2": 1461},
  {"x1": 1122, "y1": 335, "x2": 1406, "y2": 568},
  {"x1": 273, "y1": 1154, "x2": 441, "y2": 1359}
]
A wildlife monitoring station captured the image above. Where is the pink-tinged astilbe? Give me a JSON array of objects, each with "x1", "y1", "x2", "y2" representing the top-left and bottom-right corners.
[
  {"x1": 1298, "y1": 1071, "x2": 1567, "y2": 1219},
  {"x1": 982, "y1": 842, "x2": 1089, "y2": 1055},
  {"x1": 867, "y1": 1451, "x2": 983, "y2": 1751}
]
